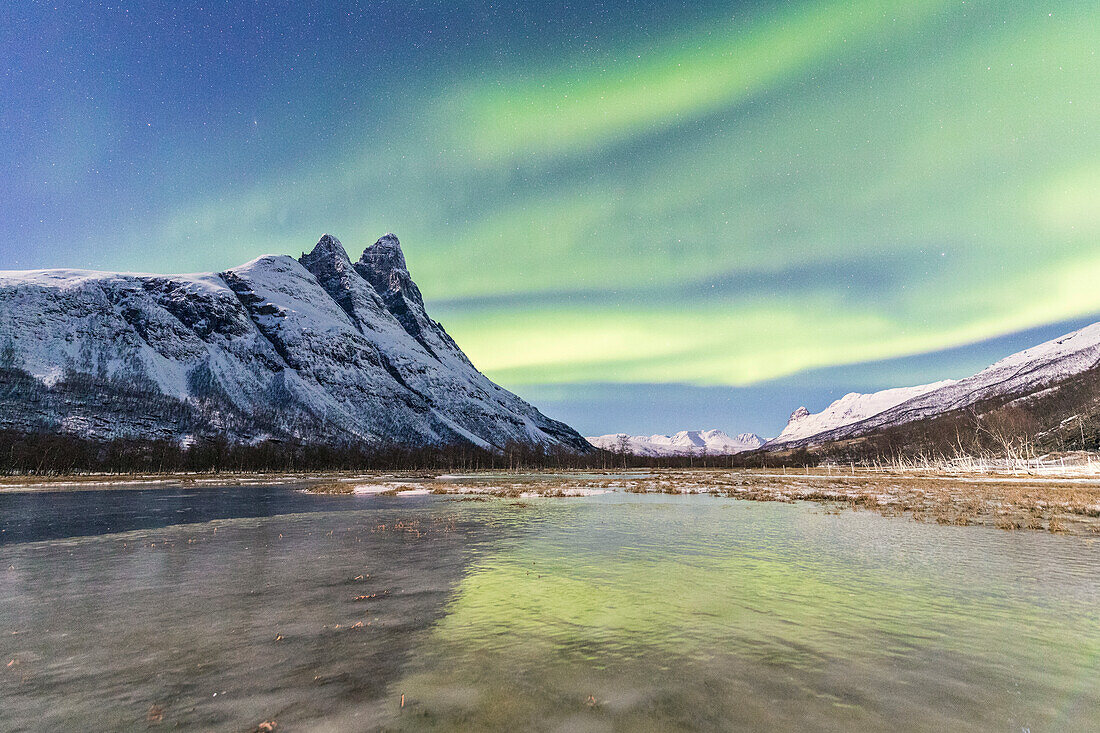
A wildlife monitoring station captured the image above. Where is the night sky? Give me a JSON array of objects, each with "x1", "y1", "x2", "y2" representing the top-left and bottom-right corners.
[{"x1": 2, "y1": 1, "x2": 1098, "y2": 437}]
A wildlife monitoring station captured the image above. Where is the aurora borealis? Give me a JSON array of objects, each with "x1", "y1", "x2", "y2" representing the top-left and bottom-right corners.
[{"x1": 3, "y1": 1, "x2": 1098, "y2": 436}]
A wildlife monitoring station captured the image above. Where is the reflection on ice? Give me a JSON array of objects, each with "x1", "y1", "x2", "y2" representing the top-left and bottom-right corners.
[{"x1": 2, "y1": 484, "x2": 1098, "y2": 731}]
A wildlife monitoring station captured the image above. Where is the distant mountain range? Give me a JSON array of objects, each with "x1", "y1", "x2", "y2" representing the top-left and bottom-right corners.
[
  {"x1": 763, "y1": 321, "x2": 1100, "y2": 456},
  {"x1": 0, "y1": 234, "x2": 592, "y2": 453},
  {"x1": 587, "y1": 430, "x2": 765, "y2": 456},
  {"x1": 4, "y1": 232, "x2": 1099, "y2": 463},
  {"x1": 597, "y1": 320, "x2": 1100, "y2": 460}
]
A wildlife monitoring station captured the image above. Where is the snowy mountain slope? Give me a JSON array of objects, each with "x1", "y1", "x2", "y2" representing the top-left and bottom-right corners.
[
  {"x1": 0, "y1": 234, "x2": 592, "y2": 453},
  {"x1": 767, "y1": 380, "x2": 957, "y2": 446},
  {"x1": 774, "y1": 321, "x2": 1100, "y2": 448},
  {"x1": 587, "y1": 429, "x2": 765, "y2": 456}
]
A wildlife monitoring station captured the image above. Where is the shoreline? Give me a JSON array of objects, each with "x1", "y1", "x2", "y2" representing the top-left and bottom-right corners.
[
  {"x1": 4, "y1": 468, "x2": 1099, "y2": 536},
  {"x1": 300, "y1": 468, "x2": 1100, "y2": 536}
]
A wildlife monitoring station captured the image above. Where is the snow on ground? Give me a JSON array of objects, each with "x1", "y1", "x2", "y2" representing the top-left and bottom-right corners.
[{"x1": 516, "y1": 487, "x2": 610, "y2": 497}]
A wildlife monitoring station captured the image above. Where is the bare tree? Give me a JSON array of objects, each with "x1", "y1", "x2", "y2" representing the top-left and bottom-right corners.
[{"x1": 616, "y1": 434, "x2": 631, "y2": 468}]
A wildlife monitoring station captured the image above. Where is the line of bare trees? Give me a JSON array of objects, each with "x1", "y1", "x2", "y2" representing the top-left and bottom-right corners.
[{"x1": 0, "y1": 428, "x2": 829, "y2": 475}]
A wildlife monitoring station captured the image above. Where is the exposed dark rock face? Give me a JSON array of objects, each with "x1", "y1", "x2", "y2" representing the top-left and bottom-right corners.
[{"x1": 355, "y1": 233, "x2": 467, "y2": 363}]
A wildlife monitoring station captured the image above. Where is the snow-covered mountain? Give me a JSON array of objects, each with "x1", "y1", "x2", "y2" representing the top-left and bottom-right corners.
[
  {"x1": 768, "y1": 380, "x2": 957, "y2": 446},
  {"x1": 0, "y1": 234, "x2": 592, "y2": 453},
  {"x1": 771, "y1": 321, "x2": 1100, "y2": 448},
  {"x1": 587, "y1": 429, "x2": 765, "y2": 456}
]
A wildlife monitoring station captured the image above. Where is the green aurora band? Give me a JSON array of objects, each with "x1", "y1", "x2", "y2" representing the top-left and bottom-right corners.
[{"x1": 27, "y1": 1, "x2": 1100, "y2": 401}]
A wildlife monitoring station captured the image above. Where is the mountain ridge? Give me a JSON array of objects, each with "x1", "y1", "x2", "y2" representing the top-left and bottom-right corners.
[
  {"x1": 767, "y1": 380, "x2": 958, "y2": 447},
  {"x1": 768, "y1": 320, "x2": 1100, "y2": 451},
  {"x1": 0, "y1": 234, "x2": 592, "y2": 453},
  {"x1": 587, "y1": 429, "x2": 765, "y2": 456}
]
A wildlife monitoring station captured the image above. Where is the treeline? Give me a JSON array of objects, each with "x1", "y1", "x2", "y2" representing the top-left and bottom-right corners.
[
  {"x1": 0, "y1": 428, "x2": 828, "y2": 476},
  {"x1": 15, "y1": 378, "x2": 1100, "y2": 476},
  {"x1": 0, "y1": 430, "x2": 569, "y2": 475}
]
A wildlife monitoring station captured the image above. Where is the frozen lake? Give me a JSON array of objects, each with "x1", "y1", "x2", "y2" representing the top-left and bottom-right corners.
[{"x1": 2, "y1": 482, "x2": 1098, "y2": 730}]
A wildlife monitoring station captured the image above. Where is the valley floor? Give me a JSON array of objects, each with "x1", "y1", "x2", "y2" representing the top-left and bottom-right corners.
[
  {"x1": 5, "y1": 467, "x2": 1100, "y2": 536},
  {"x1": 420, "y1": 468, "x2": 1100, "y2": 536}
]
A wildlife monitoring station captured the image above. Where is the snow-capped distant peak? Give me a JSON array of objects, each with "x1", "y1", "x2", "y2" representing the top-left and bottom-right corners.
[
  {"x1": 768, "y1": 320, "x2": 1100, "y2": 450},
  {"x1": 784, "y1": 320, "x2": 1100, "y2": 446},
  {"x1": 587, "y1": 429, "x2": 765, "y2": 457},
  {"x1": 787, "y1": 406, "x2": 811, "y2": 423}
]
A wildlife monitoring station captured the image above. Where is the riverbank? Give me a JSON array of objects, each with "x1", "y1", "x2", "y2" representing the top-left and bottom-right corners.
[
  {"x1": 310, "y1": 468, "x2": 1100, "y2": 536},
  {"x1": 5, "y1": 467, "x2": 1100, "y2": 535}
]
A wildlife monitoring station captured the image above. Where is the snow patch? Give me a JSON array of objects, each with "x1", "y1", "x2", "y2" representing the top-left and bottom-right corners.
[{"x1": 352, "y1": 483, "x2": 407, "y2": 494}]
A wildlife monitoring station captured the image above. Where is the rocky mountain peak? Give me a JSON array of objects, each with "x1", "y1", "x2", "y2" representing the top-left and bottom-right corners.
[
  {"x1": 789, "y1": 406, "x2": 811, "y2": 423},
  {"x1": 355, "y1": 232, "x2": 425, "y2": 311},
  {"x1": 301, "y1": 234, "x2": 352, "y2": 268},
  {"x1": 360, "y1": 233, "x2": 407, "y2": 274},
  {"x1": 298, "y1": 233, "x2": 391, "y2": 329}
]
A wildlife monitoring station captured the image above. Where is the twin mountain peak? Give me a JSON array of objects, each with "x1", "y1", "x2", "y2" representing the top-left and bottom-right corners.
[{"x1": 0, "y1": 233, "x2": 593, "y2": 453}]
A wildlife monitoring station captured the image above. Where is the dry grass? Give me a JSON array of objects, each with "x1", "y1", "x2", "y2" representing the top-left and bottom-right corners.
[
  {"x1": 606, "y1": 468, "x2": 1100, "y2": 536},
  {"x1": 307, "y1": 481, "x2": 355, "y2": 495},
  {"x1": 404, "y1": 467, "x2": 1100, "y2": 536},
  {"x1": 13, "y1": 465, "x2": 1097, "y2": 536}
]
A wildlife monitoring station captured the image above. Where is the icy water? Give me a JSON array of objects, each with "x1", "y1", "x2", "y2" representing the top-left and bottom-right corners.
[{"x1": 2, "y1": 485, "x2": 1099, "y2": 731}]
